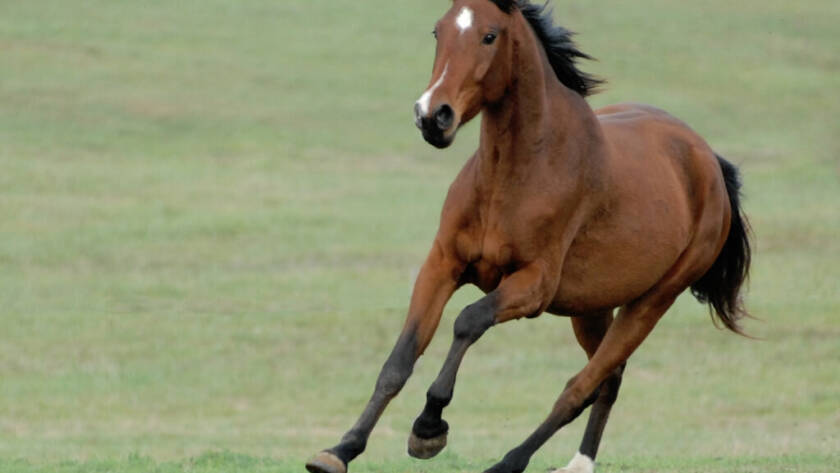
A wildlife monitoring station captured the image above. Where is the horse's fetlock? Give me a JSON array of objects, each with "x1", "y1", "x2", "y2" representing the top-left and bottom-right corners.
[
  {"x1": 488, "y1": 450, "x2": 529, "y2": 473},
  {"x1": 339, "y1": 430, "x2": 367, "y2": 453},
  {"x1": 426, "y1": 386, "x2": 452, "y2": 409},
  {"x1": 412, "y1": 412, "x2": 449, "y2": 439}
]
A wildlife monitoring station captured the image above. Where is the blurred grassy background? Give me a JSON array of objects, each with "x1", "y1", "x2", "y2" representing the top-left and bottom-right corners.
[{"x1": 1, "y1": 0, "x2": 838, "y2": 471}]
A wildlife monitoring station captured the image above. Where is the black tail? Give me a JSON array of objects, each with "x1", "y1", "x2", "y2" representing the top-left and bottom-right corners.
[{"x1": 690, "y1": 155, "x2": 752, "y2": 336}]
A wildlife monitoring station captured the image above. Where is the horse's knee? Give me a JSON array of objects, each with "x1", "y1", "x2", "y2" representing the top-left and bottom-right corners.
[
  {"x1": 375, "y1": 363, "x2": 410, "y2": 397},
  {"x1": 453, "y1": 298, "x2": 496, "y2": 342},
  {"x1": 374, "y1": 332, "x2": 418, "y2": 397}
]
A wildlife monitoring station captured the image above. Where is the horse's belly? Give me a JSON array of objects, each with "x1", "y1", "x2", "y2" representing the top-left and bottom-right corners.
[
  {"x1": 550, "y1": 259, "x2": 661, "y2": 315},
  {"x1": 550, "y1": 218, "x2": 690, "y2": 315}
]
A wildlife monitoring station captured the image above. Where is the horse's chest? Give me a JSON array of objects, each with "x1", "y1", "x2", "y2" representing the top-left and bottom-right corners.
[
  {"x1": 456, "y1": 223, "x2": 521, "y2": 292},
  {"x1": 450, "y1": 194, "x2": 556, "y2": 291}
]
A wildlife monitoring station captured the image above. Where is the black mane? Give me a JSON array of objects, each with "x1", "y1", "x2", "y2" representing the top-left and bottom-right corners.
[{"x1": 490, "y1": 0, "x2": 603, "y2": 96}]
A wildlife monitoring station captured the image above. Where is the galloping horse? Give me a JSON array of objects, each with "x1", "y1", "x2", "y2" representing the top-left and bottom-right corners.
[{"x1": 307, "y1": 1, "x2": 751, "y2": 472}]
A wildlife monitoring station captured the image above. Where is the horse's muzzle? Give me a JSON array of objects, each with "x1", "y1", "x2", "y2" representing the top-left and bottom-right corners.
[{"x1": 414, "y1": 103, "x2": 456, "y2": 149}]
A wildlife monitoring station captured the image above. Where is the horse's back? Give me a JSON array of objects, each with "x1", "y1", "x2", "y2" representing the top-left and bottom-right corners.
[{"x1": 594, "y1": 102, "x2": 726, "y2": 214}]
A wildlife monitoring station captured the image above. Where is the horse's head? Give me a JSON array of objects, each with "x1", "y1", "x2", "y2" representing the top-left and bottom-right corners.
[{"x1": 414, "y1": 0, "x2": 518, "y2": 148}]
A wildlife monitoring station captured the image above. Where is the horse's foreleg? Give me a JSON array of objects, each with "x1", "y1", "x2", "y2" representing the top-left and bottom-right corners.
[
  {"x1": 408, "y1": 263, "x2": 548, "y2": 460},
  {"x1": 306, "y1": 246, "x2": 460, "y2": 473},
  {"x1": 484, "y1": 293, "x2": 676, "y2": 473}
]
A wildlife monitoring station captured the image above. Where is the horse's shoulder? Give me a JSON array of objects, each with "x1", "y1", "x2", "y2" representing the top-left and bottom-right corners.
[
  {"x1": 432, "y1": 154, "x2": 485, "y2": 265},
  {"x1": 443, "y1": 153, "x2": 480, "y2": 207}
]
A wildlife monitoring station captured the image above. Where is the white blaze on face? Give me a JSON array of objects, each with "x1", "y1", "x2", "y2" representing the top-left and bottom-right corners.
[
  {"x1": 456, "y1": 6, "x2": 474, "y2": 33},
  {"x1": 552, "y1": 452, "x2": 595, "y2": 473},
  {"x1": 416, "y1": 62, "x2": 448, "y2": 117}
]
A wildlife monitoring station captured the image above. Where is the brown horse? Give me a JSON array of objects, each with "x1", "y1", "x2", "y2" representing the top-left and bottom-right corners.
[{"x1": 306, "y1": 1, "x2": 751, "y2": 472}]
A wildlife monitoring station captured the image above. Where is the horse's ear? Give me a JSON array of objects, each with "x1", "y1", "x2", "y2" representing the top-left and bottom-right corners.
[{"x1": 489, "y1": 0, "x2": 518, "y2": 13}]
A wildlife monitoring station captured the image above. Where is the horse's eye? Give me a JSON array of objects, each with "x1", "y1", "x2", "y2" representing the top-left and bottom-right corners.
[{"x1": 483, "y1": 33, "x2": 497, "y2": 45}]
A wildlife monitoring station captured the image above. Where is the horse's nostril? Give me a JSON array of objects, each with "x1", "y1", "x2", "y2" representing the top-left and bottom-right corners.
[{"x1": 435, "y1": 104, "x2": 454, "y2": 131}]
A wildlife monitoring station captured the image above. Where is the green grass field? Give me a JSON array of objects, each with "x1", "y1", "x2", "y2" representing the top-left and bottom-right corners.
[{"x1": 1, "y1": 0, "x2": 838, "y2": 472}]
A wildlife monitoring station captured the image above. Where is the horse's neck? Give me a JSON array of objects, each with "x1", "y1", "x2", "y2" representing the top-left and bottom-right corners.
[{"x1": 476, "y1": 31, "x2": 602, "y2": 186}]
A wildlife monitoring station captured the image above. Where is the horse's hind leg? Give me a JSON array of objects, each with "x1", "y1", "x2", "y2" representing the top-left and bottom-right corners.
[
  {"x1": 553, "y1": 312, "x2": 625, "y2": 473},
  {"x1": 483, "y1": 290, "x2": 678, "y2": 473}
]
